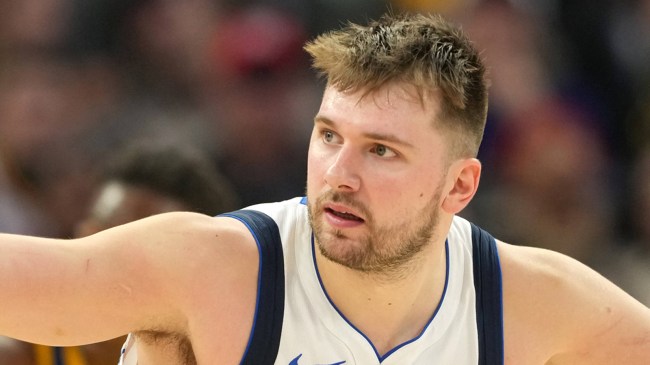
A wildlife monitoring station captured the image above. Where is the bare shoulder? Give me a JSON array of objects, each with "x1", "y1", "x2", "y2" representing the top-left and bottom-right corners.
[
  {"x1": 91, "y1": 211, "x2": 259, "y2": 270},
  {"x1": 497, "y1": 241, "x2": 650, "y2": 364},
  {"x1": 96, "y1": 211, "x2": 261, "y2": 302},
  {"x1": 100, "y1": 212, "x2": 263, "y2": 363},
  {"x1": 75, "y1": 211, "x2": 261, "y2": 333}
]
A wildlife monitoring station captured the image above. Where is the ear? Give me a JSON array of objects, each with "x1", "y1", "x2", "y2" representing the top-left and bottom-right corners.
[{"x1": 441, "y1": 158, "x2": 481, "y2": 215}]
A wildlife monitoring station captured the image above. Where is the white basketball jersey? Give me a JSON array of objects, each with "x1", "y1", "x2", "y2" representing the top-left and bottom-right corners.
[
  {"x1": 119, "y1": 197, "x2": 502, "y2": 365},
  {"x1": 249, "y1": 197, "x2": 480, "y2": 365}
]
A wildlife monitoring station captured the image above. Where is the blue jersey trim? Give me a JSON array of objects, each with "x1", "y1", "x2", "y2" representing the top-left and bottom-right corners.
[
  {"x1": 311, "y1": 235, "x2": 450, "y2": 363},
  {"x1": 497, "y1": 248, "x2": 504, "y2": 363},
  {"x1": 495, "y1": 242, "x2": 504, "y2": 364},
  {"x1": 222, "y1": 212, "x2": 262, "y2": 364},
  {"x1": 220, "y1": 210, "x2": 285, "y2": 365},
  {"x1": 54, "y1": 347, "x2": 64, "y2": 365},
  {"x1": 471, "y1": 223, "x2": 505, "y2": 365}
]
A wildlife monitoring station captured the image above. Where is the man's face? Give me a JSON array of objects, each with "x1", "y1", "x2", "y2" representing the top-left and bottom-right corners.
[{"x1": 306, "y1": 83, "x2": 451, "y2": 274}]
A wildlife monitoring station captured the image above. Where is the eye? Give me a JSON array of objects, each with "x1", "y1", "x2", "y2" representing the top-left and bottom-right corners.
[
  {"x1": 321, "y1": 130, "x2": 340, "y2": 144},
  {"x1": 371, "y1": 144, "x2": 397, "y2": 158}
]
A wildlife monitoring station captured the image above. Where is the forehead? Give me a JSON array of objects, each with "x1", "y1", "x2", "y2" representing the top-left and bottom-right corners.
[
  {"x1": 316, "y1": 83, "x2": 443, "y2": 142},
  {"x1": 321, "y1": 82, "x2": 439, "y2": 113}
]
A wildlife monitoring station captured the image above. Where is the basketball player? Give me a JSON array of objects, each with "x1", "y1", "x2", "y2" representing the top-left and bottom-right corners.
[{"x1": 1, "y1": 13, "x2": 649, "y2": 365}]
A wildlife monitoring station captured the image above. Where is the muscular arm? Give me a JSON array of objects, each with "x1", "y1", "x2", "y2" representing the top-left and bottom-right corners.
[
  {"x1": 500, "y1": 242, "x2": 650, "y2": 365},
  {"x1": 0, "y1": 212, "x2": 259, "y2": 354}
]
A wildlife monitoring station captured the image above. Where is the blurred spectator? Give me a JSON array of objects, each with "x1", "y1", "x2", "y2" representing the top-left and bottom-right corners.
[
  {"x1": 217, "y1": 0, "x2": 387, "y2": 37},
  {"x1": 611, "y1": 0, "x2": 650, "y2": 159},
  {"x1": 77, "y1": 141, "x2": 239, "y2": 233},
  {"x1": 626, "y1": 85, "x2": 650, "y2": 159},
  {"x1": 458, "y1": 0, "x2": 573, "y2": 162},
  {"x1": 0, "y1": 336, "x2": 30, "y2": 365},
  {"x1": 63, "y1": 0, "x2": 222, "y2": 104},
  {"x1": 457, "y1": 2, "x2": 623, "y2": 274},
  {"x1": 0, "y1": 152, "x2": 52, "y2": 236},
  {"x1": 608, "y1": 0, "x2": 650, "y2": 93},
  {"x1": 201, "y1": 5, "x2": 319, "y2": 206},
  {"x1": 0, "y1": 0, "x2": 72, "y2": 50},
  {"x1": 0, "y1": 141, "x2": 240, "y2": 365},
  {"x1": 461, "y1": 2, "x2": 554, "y2": 117},
  {"x1": 0, "y1": 51, "x2": 120, "y2": 237},
  {"x1": 603, "y1": 147, "x2": 650, "y2": 306},
  {"x1": 466, "y1": 99, "x2": 619, "y2": 270},
  {"x1": 391, "y1": 0, "x2": 478, "y2": 16},
  {"x1": 548, "y1": 1, "x2": 633, "y2": 160}
]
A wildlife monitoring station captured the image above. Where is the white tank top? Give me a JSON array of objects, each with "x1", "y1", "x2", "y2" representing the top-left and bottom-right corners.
[
  {"x1": 119, "y1": 197, "x2": 502, "y2": 364},
  {"x1": 252, "y1": 197, "x2": 480, "y2": 364}
]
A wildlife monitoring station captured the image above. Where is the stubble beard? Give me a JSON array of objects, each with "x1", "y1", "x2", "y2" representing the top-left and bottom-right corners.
[{"x1": 308, "y1": 187, "x2": 443, "y2": 278}]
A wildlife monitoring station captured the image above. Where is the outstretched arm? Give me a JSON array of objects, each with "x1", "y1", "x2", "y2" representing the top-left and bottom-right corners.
[{"x1": 0, "y1": 211, "x2": 258, "y2": 350}]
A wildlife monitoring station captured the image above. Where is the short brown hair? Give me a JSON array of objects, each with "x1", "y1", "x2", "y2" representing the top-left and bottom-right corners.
[{"x1": 304, "y1": 13, "x2": 488, "y2": 158}]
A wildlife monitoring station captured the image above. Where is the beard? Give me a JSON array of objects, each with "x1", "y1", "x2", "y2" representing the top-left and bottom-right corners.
[{"x1": 307, "y1": 185, "x2": 443, "y2": 276}]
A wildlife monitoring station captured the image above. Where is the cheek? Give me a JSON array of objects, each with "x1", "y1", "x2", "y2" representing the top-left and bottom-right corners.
[
  {"x1": 306, "y1": 146, "x2": 326, "y2": 189},
  {"x1": 369, "y1": 173, "x2": 438, "y2": 209},
  {"x1": 364, "y1": 174, "x2": 409, "y2": 209}
]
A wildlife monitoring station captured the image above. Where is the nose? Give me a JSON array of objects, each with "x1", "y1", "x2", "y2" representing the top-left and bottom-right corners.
[{"x1": 324, "y1": 146, "x2": 361, "y2": 192}]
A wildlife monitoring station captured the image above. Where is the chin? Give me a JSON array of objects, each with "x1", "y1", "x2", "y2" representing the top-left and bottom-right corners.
[{"x1": 316, "y1": 231, "x2": 365, "y2": 262}]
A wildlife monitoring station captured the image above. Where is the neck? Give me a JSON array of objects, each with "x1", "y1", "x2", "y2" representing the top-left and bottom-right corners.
[{"x1": 315, "y1": 236, "x2": 448, "y2": 356}]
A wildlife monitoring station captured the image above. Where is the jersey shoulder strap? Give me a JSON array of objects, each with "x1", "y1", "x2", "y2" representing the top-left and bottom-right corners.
[
  {"x1": 470, "y1": 223, "x2": 504, "y2": 365},
  {"x1": 220, "y1": 209, "x2": 285, "y2": 365}
]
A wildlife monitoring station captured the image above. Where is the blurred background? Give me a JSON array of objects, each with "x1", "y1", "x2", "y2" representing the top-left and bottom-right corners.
[{"x1": 0, "y1": 0, "x2": 648, "y2": 305}]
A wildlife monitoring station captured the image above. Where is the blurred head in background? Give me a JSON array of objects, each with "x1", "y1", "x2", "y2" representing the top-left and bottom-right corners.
[{"x1": 76, "y1": 141, "x2": 239, "y2": 236}]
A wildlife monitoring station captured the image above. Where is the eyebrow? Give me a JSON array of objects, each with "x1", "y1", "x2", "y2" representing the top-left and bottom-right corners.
[{"x1": 314, "y1": 116, "x2": 415, "y2": 149}]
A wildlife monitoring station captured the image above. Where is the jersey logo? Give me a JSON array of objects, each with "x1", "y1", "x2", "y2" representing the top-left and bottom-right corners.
[{"x1": 289, "y1": 354, "x2": 346, "y2": 365}]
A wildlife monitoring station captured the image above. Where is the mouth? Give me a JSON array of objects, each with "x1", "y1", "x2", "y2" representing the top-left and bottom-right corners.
[
  {"x1": 320, "y1": 200, "x2": 367, "y2": 230},
  {"x1": 325, "y1": 207, "x2": 365, "y2": 222}
]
